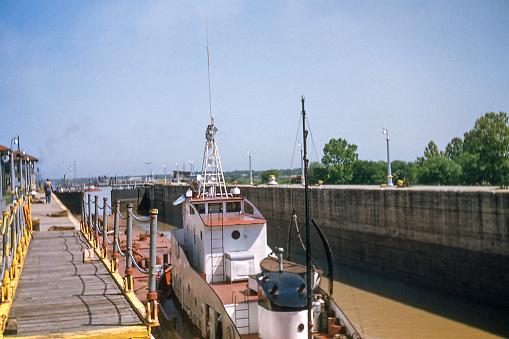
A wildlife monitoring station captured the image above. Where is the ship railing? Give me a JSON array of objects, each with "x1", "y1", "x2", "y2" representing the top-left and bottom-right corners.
[
  {"x1": 81, "y1": 193, "x2": 161, "y2": 328},
  {"x1": 0, "y1": 191, "x2": 34, "y2": 334}
]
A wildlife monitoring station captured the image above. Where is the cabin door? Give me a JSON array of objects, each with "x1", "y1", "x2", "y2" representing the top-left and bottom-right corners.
[
  {"x1": 193, "y1": 226, "x2": 198, "y2": 267},
  {"x1": 208, "y1": 308, "x2": 220, "y2": 339}
]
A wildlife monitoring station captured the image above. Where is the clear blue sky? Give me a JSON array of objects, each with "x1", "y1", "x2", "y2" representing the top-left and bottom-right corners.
[{"x1": 1, "y1": 1, "x2": 508, "y2": 179}]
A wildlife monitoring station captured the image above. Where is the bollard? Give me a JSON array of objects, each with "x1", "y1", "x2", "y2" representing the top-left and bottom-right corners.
[
  {"x1": 124, "y1": 203, "x2": 134, "y2": 293},
  {"x1": 102, "y1": 197, "x2": 108, "y2": 259},
  {"x1": 147, "y1": 209, "x2": 159, "y2": 324},
  {"x1": 112, "y1": 200, "x2": 120, "y2": 272},
  {"x1": 94, "y1": 196, "x2": 99, "y2": 248}
]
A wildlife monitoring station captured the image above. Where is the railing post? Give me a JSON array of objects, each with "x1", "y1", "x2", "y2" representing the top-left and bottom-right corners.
[
  {"x1": 102, "y1": 197, "x2": 108, "y2": 259},
  {"x1": 10, "y1": 203, "x2": 19, "y2": 281},
  {"x1": 1, "y1": 211, "x2": 10, "y2": 302},
  {"x1": 81, "y1": 192, "x2": 86, "y2": 233},
  {"x1": 112, "y1": 200, "x2": 120, "y2": 273},
  {"x1": 147, "y1": 208, "x2": 159, "y2": 324},
  {"x1": 94, "y1": 195, "x2": 99, "y2": 248},
  {"x1": 19, "y1": 197, "x2": 26, "y2": 257},
  {"x1": 124, "y1": 203, "x2": 133, "y2": 293},
  {"x1": 87, "y1": 194, "x2": 93, "y2": 241}
]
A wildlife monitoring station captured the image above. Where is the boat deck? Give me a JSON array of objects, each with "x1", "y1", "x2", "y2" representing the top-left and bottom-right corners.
[{"x1": 211, "y1": 281, "x2": 259, "y2": 305}]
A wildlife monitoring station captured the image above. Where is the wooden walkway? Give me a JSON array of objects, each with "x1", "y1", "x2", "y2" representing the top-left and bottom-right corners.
[{"x1": 5, "y1": 194, "x2": 148, "y2": 338}]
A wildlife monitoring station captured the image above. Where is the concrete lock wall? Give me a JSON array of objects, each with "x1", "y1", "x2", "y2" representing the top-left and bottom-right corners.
[
  {"x1": 240, "y1": 185, "x2": 509, "y2": 311},
  {"x1": 117, "y1": 184, "x2": 509, "y2": 310}
]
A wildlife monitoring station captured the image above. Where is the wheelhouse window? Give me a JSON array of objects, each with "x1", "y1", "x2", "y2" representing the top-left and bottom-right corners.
[
  {"x1": 226, "y1": 201, "x2": 241, "y2": 213},
  {"x1": 208, "y1": 203, "x2": 223, "y2": 214},
  {"x1": 244, "y1": 202, "x2": 254, "y2": 215},
  {"x1": 196, "y1": 204, "x2": 205, "y2": 214}
]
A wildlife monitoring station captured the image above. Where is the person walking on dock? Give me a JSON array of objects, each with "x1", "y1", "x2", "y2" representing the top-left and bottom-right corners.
[{"x1": 44, "y1": 178, "x2": 52, "y2": 203}]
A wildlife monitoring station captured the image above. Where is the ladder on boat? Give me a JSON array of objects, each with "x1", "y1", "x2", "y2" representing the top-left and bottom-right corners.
[
  {"x1": 210, "y1": 222, "x2": 224, "y2": 283},
  {"x1": 232, "y1": 291, "x2": 251, "y2": 335}
]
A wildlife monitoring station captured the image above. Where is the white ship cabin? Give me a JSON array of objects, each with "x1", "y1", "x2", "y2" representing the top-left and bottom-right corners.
[{"x1": 181, "y1": 192, "x2": 272, "y2": 284}]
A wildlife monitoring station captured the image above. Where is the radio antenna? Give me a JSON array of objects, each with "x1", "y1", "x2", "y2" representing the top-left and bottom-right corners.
[{"x1": 206, "y1": 15, "x2": 212, "y2": 119}]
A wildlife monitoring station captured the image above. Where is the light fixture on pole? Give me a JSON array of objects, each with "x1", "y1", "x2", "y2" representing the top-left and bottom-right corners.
[
  {"x1": 10, "y1": 136, "x2": 18, "y2": 193},
  {"x1": 382, "y1": 127, "x2": 394, "y2": 187},
  {"x1": 247, "y1": 150, "x2": 253, "y2": 185},
  {"x1": 176, "y1": 162, "x2": 180, "y2": 183},
  {"x1": 163, "y1": 164, "x2": 166, "y2": 183}
]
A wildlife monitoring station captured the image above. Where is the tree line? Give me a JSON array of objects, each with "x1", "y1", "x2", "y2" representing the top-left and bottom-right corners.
[{"x1": 306, "y1": 112, "x2": 509, "y2": 186}]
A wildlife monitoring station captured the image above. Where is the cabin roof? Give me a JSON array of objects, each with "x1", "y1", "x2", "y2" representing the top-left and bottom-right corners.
[
  {"x1": 201, "y1": 213, "x2": 266, "y2": 227},
  {"x1": 256, "y1": 271, "x2": 308, "y2": 308},
  {"x1": 189, "y1": 195, "x2": 244, "y2": 203}
]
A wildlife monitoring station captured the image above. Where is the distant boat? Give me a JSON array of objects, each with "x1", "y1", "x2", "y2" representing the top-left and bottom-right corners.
[{"x1": 158, "y1": 109, "x2": 361, "y2": 338}]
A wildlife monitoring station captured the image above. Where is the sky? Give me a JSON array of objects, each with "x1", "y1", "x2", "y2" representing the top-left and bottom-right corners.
[{"x1": 1, "y1": 1, "x2": 508, "y2": 180}]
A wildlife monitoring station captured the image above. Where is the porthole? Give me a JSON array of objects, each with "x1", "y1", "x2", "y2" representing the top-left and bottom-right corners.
[
  {"x1": 231, "y1": 230, "x2": 240, "y2": 240},
  {"x1": 298, "y1": 323, "x2": 305, "y2": 332}
]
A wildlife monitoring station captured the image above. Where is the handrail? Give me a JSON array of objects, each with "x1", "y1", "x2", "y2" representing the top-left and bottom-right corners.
[
  {"x1": 129, "y1": 250, "x2": 149, "y2": 274},
  {"x1": 79, "y1": 193, "x2": 160, "y2": 326},
  {"x1": 0, "y1": 191, "x2": 34, "y2": 335},
  {"x1": 128, "y1": 209, "x2": 151, "y2": 223}
]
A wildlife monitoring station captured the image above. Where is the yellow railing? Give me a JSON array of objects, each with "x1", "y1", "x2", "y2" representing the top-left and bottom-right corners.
[{"x1": 0, "y1": 194, "x2": 33, "y2": 335}]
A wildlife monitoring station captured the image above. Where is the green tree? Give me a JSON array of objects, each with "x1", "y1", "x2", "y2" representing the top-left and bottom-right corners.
[
  {"x1": 350, "y1": 160, "x2": 386, "y2": 184},
  {"x1": 463, "y1": 112, "x2": 509, "y2": 186},
  {"x1": 322, "y1": 138, "x2": 358, "y2": 166},
  {"x1": 417, "y1": 140, "x2": 443, "y2": 163},
  {"x1": 416, "y1": 157, "x2": 462, "y2": 185},
  {"x1": 445, "y1": 137, "x2": 464, "y2": 162},
  {"x1": 321, "y1": 138, "x2": 358, "y2": 184},
  {"x1": 416, "y1": 140, "x2": 462, "y2": 185}
]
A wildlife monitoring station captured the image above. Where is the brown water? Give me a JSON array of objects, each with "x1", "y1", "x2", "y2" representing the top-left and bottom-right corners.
[{"x1": 324, "y1": 267, "x2": 509, "y2": 339}]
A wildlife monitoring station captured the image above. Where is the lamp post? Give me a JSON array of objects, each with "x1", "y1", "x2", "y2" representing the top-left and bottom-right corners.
[
  {"x1": 247, "y1": 150, "x2": 253, "y2": 185},
  {"x1": 19, "y1": 150, "x2": 25, "y2": 194},
  {"x1": 163, "y1": 164, "x2": 166, "y2": 183},
  {"x1": 189, "y1": 159, "x2": 194, "y2": 176},
  {"x1": 382, "y1": 127, "x2": 393, "y2": 187},
  {"x1": 10, "y1": 136, "x2": 18, "y2": 193}
]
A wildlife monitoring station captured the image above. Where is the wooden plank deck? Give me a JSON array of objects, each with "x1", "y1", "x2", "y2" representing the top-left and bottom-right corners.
[{"x1": 5, "y1": 193, "x2": 148, "y2": 338}]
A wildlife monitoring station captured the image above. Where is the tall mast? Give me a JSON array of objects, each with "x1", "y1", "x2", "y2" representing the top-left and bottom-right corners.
[
  {"x1": 302, "y1": 96, "x2": 312, "y2": 339},
  {"x1": 199, "y1": 21, "x2": 227, "y2": 199}
]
